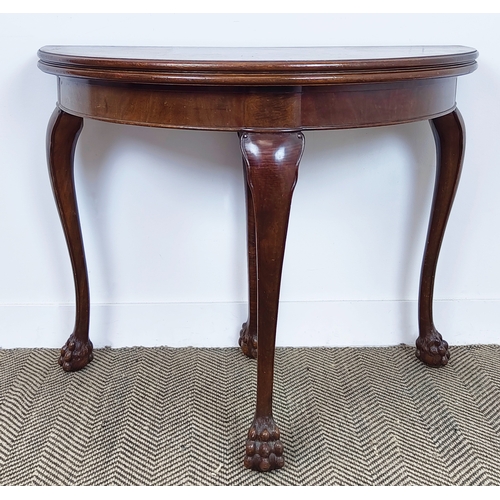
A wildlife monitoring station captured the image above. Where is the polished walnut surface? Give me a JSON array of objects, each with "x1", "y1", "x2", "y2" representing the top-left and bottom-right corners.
[
  {"x1": 39, "y1": 45, "x2": 477, "y2": 473},
  {"x1": 38, "y1": 45, "x2": 478, "y2": 85},
  {"x1": 38, "y1": 45, "x2": 478, "y2": 132}
]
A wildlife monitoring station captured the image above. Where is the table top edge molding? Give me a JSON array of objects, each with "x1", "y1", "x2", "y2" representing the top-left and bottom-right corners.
[{"x1": 38, "y1": 45, "x2": 478, "y2": 86}]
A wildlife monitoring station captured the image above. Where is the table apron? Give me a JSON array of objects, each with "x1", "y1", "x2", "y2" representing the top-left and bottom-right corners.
[{"x1": 57, "y1": 76, "x2": 458, "y2": 131}]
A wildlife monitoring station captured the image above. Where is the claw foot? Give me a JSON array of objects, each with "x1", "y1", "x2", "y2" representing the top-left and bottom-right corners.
[
  {"x1": 239, "y1": 321, "x2": 257, "y2": 359},
  {"x1": 244, "y1": 416, "x2": 284, "y2": 472},
  {"x1": 58, "y1": 336, "x2": 94, "y2": 372},
  {"x1": 416, "y1": 330, "x2": 450, "y2": 367}
]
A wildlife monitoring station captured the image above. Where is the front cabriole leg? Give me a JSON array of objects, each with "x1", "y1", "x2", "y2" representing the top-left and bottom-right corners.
[
  {"x1": 417, "y1": 109, "x2": 465, "y2": 367},
  {"x1": 47, "y1": 107, "x2": 93, "y2": 371},
  {"x1": 240, "y1": 131, "x2": 304, "y2": 471}
]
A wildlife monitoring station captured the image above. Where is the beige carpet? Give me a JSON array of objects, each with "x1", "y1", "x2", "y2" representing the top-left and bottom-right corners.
[{"x1": 1, "y1": 344, "x2": 500, "y2": 485}]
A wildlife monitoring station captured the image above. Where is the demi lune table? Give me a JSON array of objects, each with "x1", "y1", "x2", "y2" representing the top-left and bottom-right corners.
[{"x1": 38, "y1": 45, "x2": 478, "y2": 472}]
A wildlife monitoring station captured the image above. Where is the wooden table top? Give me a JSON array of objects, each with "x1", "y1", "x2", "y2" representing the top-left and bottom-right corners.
[{"x1": 38, "y1": 45, "x2": 478, "y2": 85}]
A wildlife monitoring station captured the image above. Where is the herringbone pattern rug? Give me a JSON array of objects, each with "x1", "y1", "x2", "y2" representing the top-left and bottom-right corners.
[{"x1": 1, "y1": 345, "x2": 500, "y2": 485}]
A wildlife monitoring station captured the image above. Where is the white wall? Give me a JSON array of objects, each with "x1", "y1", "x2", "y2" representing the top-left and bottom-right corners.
[{"x1": 0, "y1": 13, "x2": 499, "y2": 349}]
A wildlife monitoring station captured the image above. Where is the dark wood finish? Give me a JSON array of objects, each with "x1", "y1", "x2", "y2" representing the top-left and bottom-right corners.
[
  {"x1": 38, "y1": 45, "x2": 478, "y2": 85},
  {"x1": 46, "y1": 108, "x2": 93, "y2": 372},
  {"x1": 239, "y1": 166, "x2": 258, "y2": 360},
  {"x1": 417, "y1": 109, "x2": 465, "y2": 367},
  {"x1": 53, "y1": 78, "x2": 459, "y2": 131},
  {"x1": 38, "y1": 45, "x2": 478, "y2": 472},
  {"x1": 240, "y1": 131, "x2": 304, "y2": 471}
]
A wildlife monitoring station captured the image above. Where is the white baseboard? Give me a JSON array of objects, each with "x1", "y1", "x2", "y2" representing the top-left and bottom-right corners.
[{"x1": 0, "y1": 300, "x2": 498, "y2": 349}]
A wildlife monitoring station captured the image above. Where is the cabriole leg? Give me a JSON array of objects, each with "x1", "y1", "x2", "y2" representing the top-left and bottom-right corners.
[
  {"x1": 240, "y1": 131, "x2": 304, "y2": 471},
  {"x1": 47, "y1": 107, "x2": 93, "y2": 372},
  {"x1": 417, "y1": 109, "x2": 465, "y2": 367},
  {"x1": 239, "y1": 169, "x2": 258, "y2": 359}
]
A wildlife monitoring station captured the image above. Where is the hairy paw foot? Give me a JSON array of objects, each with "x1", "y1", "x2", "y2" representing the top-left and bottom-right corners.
[
  {"x1": 244, "y1": 417, "x2": 284, "y2": 472},
  {"x1": 239, "y1": 321, "x2": 257, "y2": 359},
  {"x1": 416, "y1": 331, "x2": 450, "y2": 367},
  {"x1": 58, "y1": 336, "x2": 94, "y2": 372}
]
